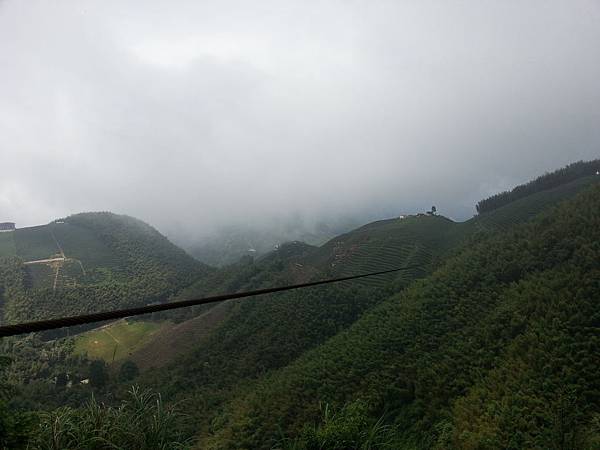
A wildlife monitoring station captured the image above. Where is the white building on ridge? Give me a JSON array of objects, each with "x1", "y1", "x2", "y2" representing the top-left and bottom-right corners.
[{"x1": 0, "y1": 222, "x2": 15, "y2": 232}]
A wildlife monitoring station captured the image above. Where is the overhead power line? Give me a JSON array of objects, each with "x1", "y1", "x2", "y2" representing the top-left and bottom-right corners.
[{"x1": 0, "y1": 266, "x2": 418, "y2": 338}]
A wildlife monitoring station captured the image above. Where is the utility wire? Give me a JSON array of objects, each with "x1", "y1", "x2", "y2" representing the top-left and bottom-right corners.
[{"x1": 0, "y1": 266, "x2": 418, "y2": 338}]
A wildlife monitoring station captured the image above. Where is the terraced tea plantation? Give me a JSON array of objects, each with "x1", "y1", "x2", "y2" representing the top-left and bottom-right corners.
[
  {"x1": 307, "y1": 215, "x2": 457, "y2": 287},
  {"x1": 49, "y1": 222, "x2": 124, "y2": 271},
  {"x1": 14, "y1": 225, "x2": 60, "y2": 261},
  {"x1": 0, "y1": 221, "x2": 131, "y2": 289}
]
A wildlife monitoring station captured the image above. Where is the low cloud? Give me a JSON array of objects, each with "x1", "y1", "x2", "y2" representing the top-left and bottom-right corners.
[{"x1": 1, "y1": 0, "x2": 599, "y2": 243}]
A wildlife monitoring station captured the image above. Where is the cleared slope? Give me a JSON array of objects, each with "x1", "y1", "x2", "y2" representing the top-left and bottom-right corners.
[{"x1": 73, "y1": 319, "x2": 166, "y2": 362}]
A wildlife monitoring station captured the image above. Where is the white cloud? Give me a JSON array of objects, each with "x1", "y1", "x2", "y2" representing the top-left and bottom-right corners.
[{"x1": 0, "y1": 0, "x2": 598, "y2": 239}]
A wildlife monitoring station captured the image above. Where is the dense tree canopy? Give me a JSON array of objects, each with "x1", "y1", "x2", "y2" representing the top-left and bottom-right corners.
[{"x1": 200, "y1": 184, "x2": 600, "y2": 449}]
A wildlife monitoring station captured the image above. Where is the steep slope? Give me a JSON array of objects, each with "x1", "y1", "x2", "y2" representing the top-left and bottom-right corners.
[
  {"x1": 130, "y1": 218, "x2": 452, "y2": 375},
  {"x1": 202, "y1": 183, "x2": 600, "y2": 449},
  {"x1": 131, "y1": 170, "x2": 599, "y2": 445},
  {"x1": 128, "y1": 242, "x2": 318, "y2": 370}
]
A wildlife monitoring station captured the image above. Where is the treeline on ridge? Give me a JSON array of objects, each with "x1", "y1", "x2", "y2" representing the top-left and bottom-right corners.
[{"x1": 476, "y1": 159, "x2": 599, "y2": 214}]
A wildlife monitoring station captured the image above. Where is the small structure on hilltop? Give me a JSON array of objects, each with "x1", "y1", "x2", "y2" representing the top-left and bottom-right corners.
[{"x1": 0, "y1": 222, "x2": 15, "y2": 232}]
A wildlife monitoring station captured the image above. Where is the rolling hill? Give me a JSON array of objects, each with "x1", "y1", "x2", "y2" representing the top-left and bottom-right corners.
[{"x1": 0, "y1": 212, "x2": 210, "y2": 327}]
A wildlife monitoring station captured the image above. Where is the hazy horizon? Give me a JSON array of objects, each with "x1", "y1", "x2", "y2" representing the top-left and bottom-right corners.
[{"x1": 1, "y1": 0, "x2": 599, "y2": 244}]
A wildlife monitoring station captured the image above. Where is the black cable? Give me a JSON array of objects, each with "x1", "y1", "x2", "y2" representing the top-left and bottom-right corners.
[{"x1": 0, "y1": 266, "x2": 418, "y2": 337}]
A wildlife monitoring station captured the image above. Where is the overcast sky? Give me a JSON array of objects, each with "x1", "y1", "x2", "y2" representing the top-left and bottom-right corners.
[{"x1": 1, "y1": 0, "x2": 599, "y2": 243}]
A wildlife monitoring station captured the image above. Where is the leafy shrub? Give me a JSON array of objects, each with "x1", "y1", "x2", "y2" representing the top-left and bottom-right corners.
[
  {"x1": 32, "y1": 387, "x2": 190, "y2": 450},
  {"x1": 280, "y1": 401, "x2": 399, "y2": 450}
]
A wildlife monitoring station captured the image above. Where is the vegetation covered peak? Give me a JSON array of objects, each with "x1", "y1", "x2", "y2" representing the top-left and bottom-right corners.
[{"x1": 476, "y1": 159, "x2": 600, "y2": 214}]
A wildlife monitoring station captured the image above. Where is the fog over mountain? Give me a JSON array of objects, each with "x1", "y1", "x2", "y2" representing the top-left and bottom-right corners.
[{"x1": 1, "y1": 0, "x2": 599, "y2": 246}]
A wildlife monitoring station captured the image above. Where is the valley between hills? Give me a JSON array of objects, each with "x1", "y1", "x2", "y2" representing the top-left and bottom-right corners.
[{"x1": 1, "y1": 160, "x2": 599, "y2": 449}]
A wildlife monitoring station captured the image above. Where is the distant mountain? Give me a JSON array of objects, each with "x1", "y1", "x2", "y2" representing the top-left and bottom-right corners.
[{"x1": 184, "y1": 219, "x2": 360, "y2": 267}]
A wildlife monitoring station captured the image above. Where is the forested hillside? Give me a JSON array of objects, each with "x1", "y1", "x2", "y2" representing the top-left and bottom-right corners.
[
  {"x1": 0, "y1": 212, "x2": 209, "y2": 325},
  {"x1": 1, "y1": 163, "x2": 599, "y2": 449},
  {"x1": 0, "y1": 212, "x2": 211, "y2": 429},
  {"x1": 120, "y1": 166, "x2": 597, "y2": 449},
  {"x1": 201, "y1": 183, "x2": 600, "y2": 449}
]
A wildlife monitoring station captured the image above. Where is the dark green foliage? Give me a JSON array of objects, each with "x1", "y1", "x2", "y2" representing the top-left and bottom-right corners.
[
  {"x1": 304, "y1": 214, "x2": 458, "y2": 291},
  {"x1": 30, "y1": 387, "x2": 189, "y2": 450},
  {"x1": 119, "y1": 360, "x2": 140, "y2": 382},
  {"x1": 89, "y1": 360, "x2": 108, "y2": 389},
  {"x1": 202, "y1": 184, "x2": 600, "y2": 449},
  {"x1": 0, "y1": 355, "x2": 34, "y2": 449},
  {"x1": 64, "y1": 212, "x2": 207, "y2": 284},
  {"x1": 0, "y1": 333, "x2": 91, "y2": 410},
  {"x1": 0, "y1": 256, "x2": 28, "y2": 324},
  {"x1": 13, "y1": 226, "x2": 60, "y2": 261},
  {"x1": 3, "y1": 164, "x2": 600, "y2": 449},
  {"x1": 476, "y1": 159, "x2": 599, "y2": 213},
  {"x1": 2, "y1": 212, "x2": 211, "y2": 328},
  {"x1": 0, "y1": 232, "x2": 16, "y2": 257},
  {"x1": 48, "y1": 222, "x2": 123, "y2": 272},
  {"x1": 144, "y1": 283, "x2": 393, "y2": 438},
  {"x1": 470, "y1": 175, "x2": 599, "y2": 233},
  {"x1": 280, "y1": 401, "x2": 401, "y2": 450}
]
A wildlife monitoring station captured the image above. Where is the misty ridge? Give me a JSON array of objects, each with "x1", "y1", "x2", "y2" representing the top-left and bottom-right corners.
[{"x1": 1, "y1": 0, "x2": 599, "y2": 248}]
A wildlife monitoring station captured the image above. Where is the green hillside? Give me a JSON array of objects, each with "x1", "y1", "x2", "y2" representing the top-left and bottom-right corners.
[
  {"x1": 296, "y1": 174, "x2": 599, "y2": 290},
  {"x1": 199, "y1": 183, "x2": 600, "y2": 450},
  {"x1": 125, "y1": 171, "x2": 597, "y2": 448},
  {"x1": 0, "y1": 232, "x2": 16, "y2": 256},
  {"x1": 49, "y1": 221, "x2": 124, "y2": 273},
  {"x1": 305, "y1": 215, "x2": 456, "y2": 288},
  {"x1": 133, "y1": 218, "x2": 452, "y2": 376},
  {"x1": 476, "y1": 159, "x2": 600, "y2": 213},
  {"x1": 2, "y1": 163, "x2": 599, "y2": 449},
  {"x1": 13, "y1": 225, "x2": 60, "y2": 261},
  {"x1": 468, "y1": 175, "x2": 599, "y2": 232},
  {"x1": 0, "y1": 212, "x2": 210, "y2": 325},
  {"x1": 73, "y1": 319, "x2": 166, "y2": 362}
]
